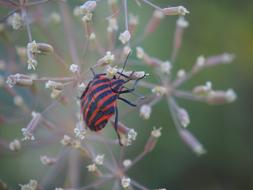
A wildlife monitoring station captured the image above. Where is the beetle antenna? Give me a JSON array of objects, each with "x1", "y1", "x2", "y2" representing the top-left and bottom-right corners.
[
  {"x1": 118, "y1": 52, "x2": 131, "y2": 79},
  {"x1": 90, "y1": 68, "x2": 96, "y2": 77}
]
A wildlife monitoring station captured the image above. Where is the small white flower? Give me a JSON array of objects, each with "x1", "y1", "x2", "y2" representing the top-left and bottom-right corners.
[
  {"x1": 7, "y1": 13, "x2": 23, "y2": 30},
  {"x1": 9, "y1": 139, "x2": 21, "y2": 151},
  {"x1": 152, "y1": 86, "x2": 167, "y2": 96},
  {"x1": 21, "y1": 128, "x2": 35, "y2": 141},
  {"x1": 82, "y1": 12, "x2": 93, "y2": 22},
  {"x1": 6, "y1": 73, "x2": 20, "y2": 87},
  {"x1": 74, "y1": 121, "x2": 86, "y2": 140},
  {"x1": 176, "y1": 16, "x2": 189, "y2": 28},
  {"x1": 27, "y1": 40, "x2": 39, "y2": 54},
  {"x1": 94, "y1": 154, "x2": 104, "y2": 165},
  {"x1": 225, "y1": 89, "x2": 237, "y2": 102},
  {"x1": 196, "y1": 55, "x2": 206, "y2": 68},
  {"x1": 107, "y1": 18, "x2": 118, "y2": 32},
  {"x1": 177, "y1": 69, "x2": 186, "y2": 78},
  {"x1": 60, "y1": 135, "x2": 72, "y2": 146},
  {"x1": 20, "y1": 180, "x2": 38, "y2": 190},
  {"x1": 127, "y1": 129, "x2": 137, "y2": 145},
  {"x1": 40, "y1": 155, "x2": 57, "y2": 165},
  {"x1": 160, "y1": 61, "x2": 172, "y2": 74},
  {"x1": 89, "y1": 32, "x2": 96, "y2": 40},
  {"x1": 102, "y1": 51, "x2": 115, "y2": 64},
  {"x1": 140, "y1": 104, "x2": 152, "y2": 119},
  {"x1": 45, "y1": 80, "x2": 63, "y2": 90},
  {"x1": 193, "y1": 81, "x2": 212, "y2": 95},
  {"x1": 27, "y1": 58, "x2": 38, "y2": 70},
  {"x1": 121, "y1": 176, "x2": 131, "y2": 188},
  {"x1": 177, "y1": 108, "x2": 190, "y2": 128},
  {"x1": 221, "y1": 53, "x2": 235, "y2": 64},
  {"x1": 177, "y1": 6, "x2": 190, "y2": 15},
  {"x1": 119, "y1": 30, "x2": 131, "y2": 44},
  {"x1": 151, "y1": 127, "x2": 162, "y2": 138},
  {"x1": 69, "y1": 64, "x2": 80, "y2": 73},
  {"x1": 106, "y1": 65, "x2": 118, "y2": 78},
  {"x1": 87, "y1": 163, "x2": 97, "y2": 172},
  {"x1": 123, "y1": 159, "x2": 132, "y2": 168}
]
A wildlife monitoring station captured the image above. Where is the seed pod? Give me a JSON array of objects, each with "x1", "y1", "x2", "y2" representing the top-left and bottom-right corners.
[{"x1": 37, "y1": 43, "x2": 54, "y2": 54}]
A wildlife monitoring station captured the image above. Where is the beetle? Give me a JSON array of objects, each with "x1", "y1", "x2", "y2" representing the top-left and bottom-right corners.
[{"x1": 80, "y1": 56, "x2": 145, "y2": 145}]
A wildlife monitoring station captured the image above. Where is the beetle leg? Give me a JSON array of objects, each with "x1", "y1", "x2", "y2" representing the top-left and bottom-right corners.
[
  {"x1": 118, "y1": 97, "x2": 137, "y2": 107},
  {"x1": 115, "y1": 107, "x2": 123, "y2": 146}
]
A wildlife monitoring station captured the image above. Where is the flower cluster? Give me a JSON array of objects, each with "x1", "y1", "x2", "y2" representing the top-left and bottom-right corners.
[{"x1": 0, "y1": 0, "x2": 236, "y2": 189}]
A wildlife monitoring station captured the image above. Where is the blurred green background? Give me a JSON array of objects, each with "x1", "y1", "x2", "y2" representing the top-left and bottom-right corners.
[{"x1": 1, "y1": 0, "x2": 253, "y2": 190}]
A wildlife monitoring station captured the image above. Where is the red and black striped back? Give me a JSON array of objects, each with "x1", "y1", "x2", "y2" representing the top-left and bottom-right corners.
[{"x1": 81, "y1": 74, "x2": 125, "y2": 131}]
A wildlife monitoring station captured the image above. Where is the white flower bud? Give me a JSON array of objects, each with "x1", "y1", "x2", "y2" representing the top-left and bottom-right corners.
[
  {"x1": 121, "y1": 177, "x2": 131, "y2": 188},
  {"x1": 89, "y1": 32, "x2": 96, "y2": 40},
  {"x1": 7, "y1": 13, "x2": 23, "y2": 30},
  {"x1": 127, "y1": 129, "x2": 137, "y2": 145},
  {"x1": 94, "y1": 154, "x2": 104, "y2": 165},
  {"x1": 45, "y1": 80, "x2": 63, "y2": 90},
  {"x1": 82, "y1": 12, "x2": 93, "y2": 22},
  {"x1": 106, "y1": 65, "x2": 118, "y2": 78},
  {"x1": 40, "y1": 155, "x2": 57, "y2": 165},
  {"x1": 162, "y1": 6, "x2": 189, "y2": 16},
  {"x1": 87, "y1": 163, "x2": 97, "y2": 172},
  {"x1": 27, "y1": 58, "x2": 38, "y2": 70},
  {"x1": 60, "y1": 135, "x2": 72, "y2": 146},
  {"x1": 9, "y1": 139, "x2": 21, "y2": 151},
  {"x1": 20, "y1": 180, "x2": 38, "y2": 190},
  {"x1": 177, "y1": 108, "x2": 190, "y2": 128},
  {"x1": 225, "y1": 89, "x2": 237, "y2": 102},
  {"x1": 152, "y1": 86, "x2": 167, "y2": 96},
  {"x1": 74, "y1": 121, "x2": 86, "y2": 140},
  {"x1": 21, "y1": 128, "x2": 35, "y2": 141},
  {"x1": 176, "y1": 16, "x2": 189, "y2": 28},
  {"x1": 119, "y1": 30, "x2": 131, "y2": 44},
  {"x1": 140, "y1": 105, "x2": 152, "y2": 119},
  {"x1": 177, "y1": 69, "x2": 186, "y2": 78},
  {"x1": 100, "y1": 51, "x2": 115, "y2": 65},
  {"x1": 123, "y1": 159, "x2": 132, "y2": 168},
  {"x1": 160, "y1": 61, "x2": 172, "y2": 74},
  {"x1": 151, "y1": 127, "x2": 162, "y2": 138},
  {"x1": 69, "y1": 64, "x2": 80, "y2": 73}
]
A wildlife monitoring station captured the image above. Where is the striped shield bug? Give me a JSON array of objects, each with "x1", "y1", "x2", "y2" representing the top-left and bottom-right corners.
[{"x1": 80, "y1": 54, "x2": 145, "y2": 145}]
